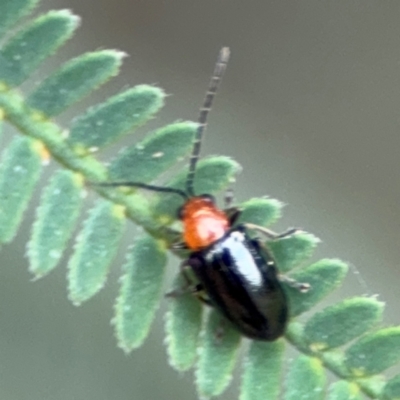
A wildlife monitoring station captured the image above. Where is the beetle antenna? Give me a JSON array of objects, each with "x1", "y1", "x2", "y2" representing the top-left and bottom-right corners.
[
  {"x1": 94, "y1": 181, "x2": 188, "y2": 200},
  {"x1": 185, "y1": 47, "x2": 230, "y2": 197}
]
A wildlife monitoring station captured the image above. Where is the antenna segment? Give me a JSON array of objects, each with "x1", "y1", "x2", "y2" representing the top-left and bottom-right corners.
[
  {"x1": 98, "y1": 181, "x2": 188, "y2": 199},
  {"x1": 185, "y1": 47, "x2": 231, "y2": 196}
]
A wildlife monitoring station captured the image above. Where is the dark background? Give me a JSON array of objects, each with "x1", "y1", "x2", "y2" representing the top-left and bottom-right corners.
[{"x1": 1, "y1": 1, "x2": 400, "y2": 399}]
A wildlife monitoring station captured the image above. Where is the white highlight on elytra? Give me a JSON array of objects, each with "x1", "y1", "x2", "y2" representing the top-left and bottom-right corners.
[{"x1": 230, "y1": 231, "x2": 263, "y2": 286}]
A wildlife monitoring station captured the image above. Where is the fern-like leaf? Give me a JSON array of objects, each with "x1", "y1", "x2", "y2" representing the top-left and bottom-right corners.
[
  {"x1": 28, "y1": 169, "x2": 84, "y2": 277},
  {"x1": 165, "y1": 273, "x2": 203, "y2": 371},
  {"x1": 27, "y1": 50, "x2": 126, "y2": 116},
  {"x1": 69, "y1": 85, "x2": 165, "y2": 151},
  {"x1": 0, "y1": 0, "x2": 40, "y2": 39},
  {"x1": 67, "y1": 200, "x2": 126, "y2": 305},
  {"x1": 0, "y1": 10, "x2": 79, "y2": 87},
  {"x1": 196, "y1": 309, "x2": 242, "y2": 398},
  {"x1": 114, "y1": 233, "x2": 167, "y2": 352},
  {"x1": 0, "y1": 136, "x2": 42, "y2": 242},
  {"x1": 240, "y1": 341, "x2": 284, "y2": 400},
  {"x1": 0, "y1": 3, "x2": 398, "y2": 400}
]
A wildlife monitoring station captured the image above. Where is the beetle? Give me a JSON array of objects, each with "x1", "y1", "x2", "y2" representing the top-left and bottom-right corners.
[{"x1": 99, "y1": 47, "x2": 308, "y2": 340}]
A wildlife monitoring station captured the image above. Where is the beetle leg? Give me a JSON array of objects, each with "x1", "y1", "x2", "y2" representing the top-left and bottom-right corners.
[
  {"x1": 253, "y1": 239, "x2": 311, "y2": 293},
  {"x1": 165, "y1": 282, "x2": 205, "y2": 298},
  {"x1": 196, "y1": 293, "x2": 213, "y2": 306},
  {"x1": 224, "y1": 188, "x2": 235, "y2": 208},
  {"x1": 165, "y1": 261, "x2": 195, "y2": 297},
  {"x1": 163, "y1": 227, "x2": 188, "y2": 250},
  {"x1": 170, "y1": 241, "x2": 189, "y2": 250},
  {"x1": 166, "y1": 282, "x2": 213, "y2": 306},
  {"x1": 165, "y1": 262, "x2": 213, "y2": 306},
  {"x1": 182, "y1": 268, "x2": 214, "y2": 306},
  {"x1": 224, "y1": 207, "x2": 242, "y2": 226},
  {"x1": 279, "y1": 274, "x2": 310, "y2": 293},
  {"x1": 244, "y1": 223, "x2": 299, "y2": 240},
  {"x1": 222, "y1": 188, "x2": 244, "y2": 225}
]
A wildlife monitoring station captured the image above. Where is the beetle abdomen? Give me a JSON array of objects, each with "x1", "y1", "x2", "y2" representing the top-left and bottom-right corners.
[{"x1": 188, "y1": 226, "x2": 288, "y2": 341}]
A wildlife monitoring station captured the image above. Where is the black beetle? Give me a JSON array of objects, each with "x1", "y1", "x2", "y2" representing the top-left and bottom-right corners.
[{"x1": 98, "y1": 47, "x2": 308, "y2": 340}]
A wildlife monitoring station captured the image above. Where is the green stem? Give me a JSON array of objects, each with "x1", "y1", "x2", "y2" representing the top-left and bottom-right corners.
[{"x1": 285, "y1": 322, "x2": 381, "y2": 399}]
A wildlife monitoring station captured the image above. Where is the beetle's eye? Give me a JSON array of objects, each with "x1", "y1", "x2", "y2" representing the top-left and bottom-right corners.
[
  {"x1": 177, "y1": 205, "x2": 184, "y2": 220},
  {"x1": 199, "y1": 194, "x2": 215, "y2": 203}
]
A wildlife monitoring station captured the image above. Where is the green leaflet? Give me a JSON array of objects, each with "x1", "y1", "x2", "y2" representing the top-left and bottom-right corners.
[
  {"x1": 269, "y1": 231, "x2": 320, "y2": 273},
  {"x1": 196, "y1": 309, "x2": 241, "y2": 398},
  {"x1": 67, "y1": 199, "x2": 126, "y2": 305},
  {"x1": 382, "y1": 374, "x2": 400, "y2": 400},
  {"x1": 108, "y1": 121, "x2": 197, "y2": 182},
  {"x1": 284, "y1": 355, "x2": 326, "y2": 400},
  {"x1": 285, "y1": 259, "x2": 348, "y2": 317},
  {"x1": 240, "y1": 340, "x2": 284, "y2": 400},
  {"x1": 152, "y1": 156, "x2": 241, "y2": 224},
  {"x1": 0, "y1": 108, "x2": 3, "y2": 142},
  {"x1": 344, "y1": 327, "x2": 400, "y2": 377},
  {"x1": 165, "y1": 273, "x2": 203, "y2": 371},
  {"x1": 0, "y1": 136, "x2": 42, "y2": 242},
  {"x1": 327, "y1": 381, "x2": 363, "y2": 400},
  {"x1": 27, "y1": 50, "x2": 125, "y2": 116},
  {"x1": 304, "y1": 297, "x2": 384, "y2": 351},
  {"x1": 28, "y1": 170, "x2": 84, "y2": 278},
  {"x1": 236, "y1": 197, "x2": 283, "y2": 227},
  {"x1": 0, "y1": 10, "x2": 79, "y2": 87},
  {"x1": 113, "y1": 234, "x2": 167, "y2": 352},
  {"x1": 356, "y1": 376, "x2": 386, "y2": 398},
  {"x1": 0, "y1": 0, "x2": 40, "y2": 38},
  {"x1": 69, "y1": 85, "x2": 165, "y2": 150}
]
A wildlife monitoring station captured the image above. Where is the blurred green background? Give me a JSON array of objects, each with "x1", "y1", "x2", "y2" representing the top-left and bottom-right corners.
[{"x1": 1, "y1": 1, "x2": 400, "y2": 399}]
